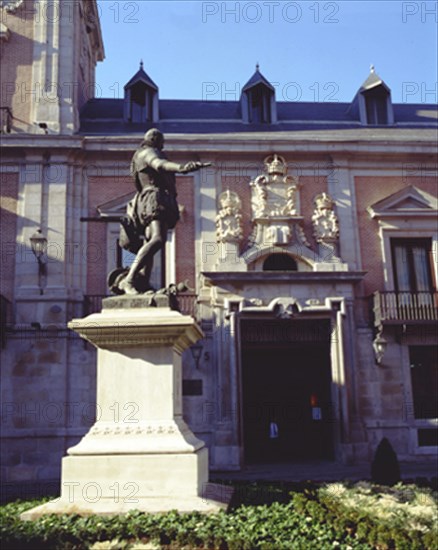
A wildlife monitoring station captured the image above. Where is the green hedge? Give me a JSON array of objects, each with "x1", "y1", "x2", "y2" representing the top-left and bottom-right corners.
[{"x1": 1, "y1": 482, "x2": 436, "y2": 549}]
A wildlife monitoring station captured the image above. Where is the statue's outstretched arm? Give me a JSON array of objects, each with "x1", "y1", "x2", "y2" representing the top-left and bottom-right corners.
[
  {"x1": 146, "y1": 151, "x2": 210, "y2": 174},
  {"x1": 149, "y1": 157, "x2": 186, "y2": 173}
]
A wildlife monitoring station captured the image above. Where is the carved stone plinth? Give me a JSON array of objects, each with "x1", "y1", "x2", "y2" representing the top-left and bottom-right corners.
[{"x1": 21, "y1": 302, "x2": 231, "y2": 519}]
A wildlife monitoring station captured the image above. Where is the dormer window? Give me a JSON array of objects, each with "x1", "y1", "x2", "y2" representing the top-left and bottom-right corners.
[
  {"x1": 348, "y1": 66, "x2": 394, "y2": 126},
  {"x1": 364, "y1": 87, "x2": 389, "y2": 125},
  {"x1": 248, "y1": 84, "x2": 271, "y2": 123},
  {"x1": 241, "y1": 65, "x2": 277, "y2": 124},
  {"x1": 129, "y1": 81, "x2": 154, "y2": 123},
  {"x1": 124, "y1": 61, "x2": 159, "y2": 123}
]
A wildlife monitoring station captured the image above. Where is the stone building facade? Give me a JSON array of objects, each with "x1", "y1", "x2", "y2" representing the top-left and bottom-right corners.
[{"x1": 1, "y1": 0, "x2": 437, "y2": 493}]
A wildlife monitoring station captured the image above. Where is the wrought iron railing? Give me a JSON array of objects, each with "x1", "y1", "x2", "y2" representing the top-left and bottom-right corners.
[
  {"x1": 0, "y1": 294, "x2": 13, "y2": 348},
  {"x1": 83, "y1": 294, "x2": 105, "y2": 316},
  {"x1": 0, "y1": 107, "x2": 12, "y2": 134},
  {"x1": 373, "y1": 291, "x2": 438, "y2": 326},
  {"x1": 84, "y1": 293, "x2": 198, "y2": 319}
]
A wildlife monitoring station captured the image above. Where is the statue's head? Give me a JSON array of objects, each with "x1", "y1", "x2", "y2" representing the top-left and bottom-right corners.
[{"x1": 143, "y1": 128, "x2": 164, "y2": 149}]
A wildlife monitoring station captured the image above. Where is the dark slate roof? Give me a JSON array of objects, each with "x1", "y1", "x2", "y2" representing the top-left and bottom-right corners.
[
  {"x1": 242, "y1": 67, "x2": 275, "y2": 93},
  {"x1": 359, "y1": 69, "x2": 390, "y2": 92},
  {"x1": 81, "y1": 99, "x2": 124, "y2": 118},
  {"x1": 79, "y1": 98, "x2": 438, "y2": 135},
  {"x1": 393, "y1": 103, "x2": 438, "y2": 123},
  {"x1": 159, "y1": 100, "x2": 241, "y2": 120}
]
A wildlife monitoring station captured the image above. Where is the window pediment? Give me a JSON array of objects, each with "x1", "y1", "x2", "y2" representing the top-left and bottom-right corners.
[
  {"x1": 97, "y1": 192, "x2": 136, "y2": 217},
  {"x1": 368, "y1": 186, "x2": 438, "y2": 219}
]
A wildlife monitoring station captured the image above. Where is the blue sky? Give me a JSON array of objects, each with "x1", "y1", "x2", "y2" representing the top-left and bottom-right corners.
[{"x1": 95, "y1": 1, "x2": 438, "y2": 104}]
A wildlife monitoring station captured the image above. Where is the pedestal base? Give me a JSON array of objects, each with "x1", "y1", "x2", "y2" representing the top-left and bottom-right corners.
[
  {"x1": 61, "y1": 448, "x2": 209, "y2": 498},
  {"x1": 21, "y1": 486, "x2": 232, "y2": 519},
  {"x1": 21, "y1": 449, "x2": 232, "y2": 519},
  {"x1": 21, "y1": 306, "x2": 233, "y2": 519}
]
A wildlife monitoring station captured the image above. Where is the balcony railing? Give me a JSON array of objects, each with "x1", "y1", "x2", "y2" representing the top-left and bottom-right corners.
[
  {"x1": 177, "y1": 293, "x2": 198, "y2": 319},
  {"x1": 84, "y1": 293, "x2": 198, "y2": 319},
  {"x1": 373, "y1": 291, "x2": 438, "y2": 326},
  {"x1": 0, "y1": 107, "x2": 12, "y2": 134}
]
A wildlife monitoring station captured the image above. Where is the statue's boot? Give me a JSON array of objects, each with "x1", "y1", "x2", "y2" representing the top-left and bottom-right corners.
[{"x1": 119, "y1": 278, "x2": 139, "y2": 295}]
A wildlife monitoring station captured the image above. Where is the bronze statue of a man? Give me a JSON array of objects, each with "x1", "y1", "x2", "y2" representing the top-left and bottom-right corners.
[{"x1": 113, "y1": 128, "x2": 209, "y2": 295}]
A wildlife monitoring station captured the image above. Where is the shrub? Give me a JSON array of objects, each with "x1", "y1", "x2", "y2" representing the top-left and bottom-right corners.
[
  {"x1": 318, "y1": 481, "x2": 437, "y2": 549},
  {"x1": 371, "y1": 437, "x2": 401, "y2": 486},
  {"x1": 1, "y1": 481, "x2": 436, "y2": 549}
]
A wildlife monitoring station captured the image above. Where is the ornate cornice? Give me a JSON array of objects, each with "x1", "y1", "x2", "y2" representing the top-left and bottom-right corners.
[
  {"x1": 203, "y1": 271, "x2": 366, "y2": 285},
  {"x1": 68, "y1": 308, "x2": 203, "y2": 352}
]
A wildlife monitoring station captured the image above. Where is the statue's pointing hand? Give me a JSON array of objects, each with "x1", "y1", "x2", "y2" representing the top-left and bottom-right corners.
[{"x1": 181, "y1": 161, "x2": 212, "y2": 173}]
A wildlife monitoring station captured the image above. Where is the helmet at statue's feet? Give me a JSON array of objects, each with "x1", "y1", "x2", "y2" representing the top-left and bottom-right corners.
[
  {"x1": 107, "y1": 267, "x2": 129, "y2": 295},
  {"x1": 118, "y1": 277, "x2": 139, "y2": 295}
]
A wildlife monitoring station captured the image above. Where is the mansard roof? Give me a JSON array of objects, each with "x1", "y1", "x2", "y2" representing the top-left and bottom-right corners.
[
  {"x1": 79, "y1": 65, "x2": 437, "y2": 134},
  {"x1": 79, "y1": 98, "x2": 437, "y2": 134}
]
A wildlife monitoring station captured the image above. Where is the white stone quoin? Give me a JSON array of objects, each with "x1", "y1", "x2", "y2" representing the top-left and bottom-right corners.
[{"x1": 21, "y1": 304, "x2": 230, "y2": 519}]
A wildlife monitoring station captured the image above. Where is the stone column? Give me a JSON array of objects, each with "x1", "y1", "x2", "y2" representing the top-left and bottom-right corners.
[
  {"x1": 196, "y1": 160, "x2": 218, "y2": 274},
  {"x1": 22, "y1": 300, "x2": 231, "y2": 519},
  {"x1": 326, "y1": 157, "x2": 362, "y2": 270}
]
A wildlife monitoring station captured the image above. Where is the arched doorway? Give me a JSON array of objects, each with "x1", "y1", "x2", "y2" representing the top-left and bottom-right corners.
[{"x1": 263, "y1": 253, "x2": 297, "y2": 271}]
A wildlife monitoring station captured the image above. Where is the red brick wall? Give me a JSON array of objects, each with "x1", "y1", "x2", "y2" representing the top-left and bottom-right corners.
[
  {"x1": 88, "y1": 174, "x2": 196, "y2": 293},
  {"x1": 175, "y1": 176, "x2": 195, "y2": 287},
  {"x1": 87, "y1": 175, "x2": 132, "y2": 295},
  {"x1": 0, "y1": 1, "x2": 35, "y2": 132},
  {"x1": 0, "y1": 172, "x2": 19, "y2": 299},
  {"x1": 87, "y1": 168, "x2": 438, "y2": 299},
  {"x1": 355, "y1": 176, "x2": 438, "y2": 295}
]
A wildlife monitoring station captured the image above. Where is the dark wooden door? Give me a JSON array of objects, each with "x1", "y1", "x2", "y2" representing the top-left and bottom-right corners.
[{"x1": 242, "y1": 340, "x2": 334, "y2": 463}]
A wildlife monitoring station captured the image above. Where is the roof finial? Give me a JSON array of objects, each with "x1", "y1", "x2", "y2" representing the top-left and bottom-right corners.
[
  {"x1": 255, "y1": 62, "x2": 260, "y2": 72},
  {"x1": 370, "y1": 64, "x2": 375, "y2": 73},
  {"x1": 140, "y1": 59, "x2": 144, "y2": 70}
]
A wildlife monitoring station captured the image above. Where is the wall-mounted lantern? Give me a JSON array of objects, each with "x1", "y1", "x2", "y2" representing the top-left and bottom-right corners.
[
  {"x1": 373, "y1": 332, "x2": 387, "y2": 365},
  {"x1": 30, "y1": 228, "x2": 47, "y2": 295},
  {"x1": 190, "y1": 343, "x2": 203, "y2": 369}
]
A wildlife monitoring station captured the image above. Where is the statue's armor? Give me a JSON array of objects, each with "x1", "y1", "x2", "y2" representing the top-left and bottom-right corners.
[{"x1": 128, "y1": 145, "x2": 180, "y2": 231}]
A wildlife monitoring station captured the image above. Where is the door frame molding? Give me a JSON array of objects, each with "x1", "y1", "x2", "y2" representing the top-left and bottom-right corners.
[{"x1": 233, "y1": 297, "x2": 352, "y2": 466}]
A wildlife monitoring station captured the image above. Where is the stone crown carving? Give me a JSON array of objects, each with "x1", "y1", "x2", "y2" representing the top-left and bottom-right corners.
[
  {"x1": 312, "y1": 192, "x2": 339, "y2": 243},
  {"x1": 1, "y1": 0, "x2": 24, "y2": 12},
  {"x1": 264, "y1": 153, "x2": 288, "y2": 176},
  {"x1": 250, "y1": 154, "x2": 300, "y2": 219},
  {"x1": 216, "y1": 190, "x2": 243, "y2": 243},
  {"x1": 248, "y1": 154, "x2": 307, "y2": 248}
]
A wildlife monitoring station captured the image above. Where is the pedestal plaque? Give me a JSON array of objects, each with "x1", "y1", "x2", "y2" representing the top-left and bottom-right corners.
[{"x1": 22, "y1": 300, "x2": 231, "y2": 519}]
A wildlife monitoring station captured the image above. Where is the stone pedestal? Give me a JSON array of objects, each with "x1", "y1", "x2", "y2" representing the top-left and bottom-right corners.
[{"x1": 22, "y1": 300, "x2": 231, "y2": 519}]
